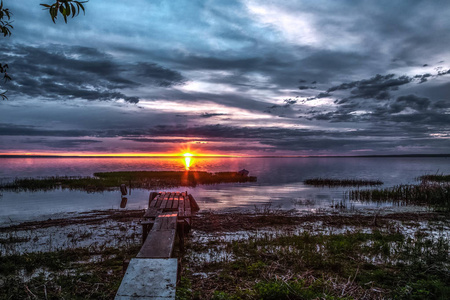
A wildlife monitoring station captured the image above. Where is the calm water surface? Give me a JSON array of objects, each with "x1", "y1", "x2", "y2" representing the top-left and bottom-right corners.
[{"x1": 0, "y1": 157, "x2": 448, "y2": 224}]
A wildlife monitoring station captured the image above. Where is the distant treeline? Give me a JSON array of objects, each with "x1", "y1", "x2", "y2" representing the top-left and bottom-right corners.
[{"x1": 0, "y1": 171, "x2": 257, "y2": 192}]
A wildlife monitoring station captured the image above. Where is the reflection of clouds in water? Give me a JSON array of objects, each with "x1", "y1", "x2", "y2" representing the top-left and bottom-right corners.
[{"x1": 194, "y1": 182, "x2": 344, "y2": 208}]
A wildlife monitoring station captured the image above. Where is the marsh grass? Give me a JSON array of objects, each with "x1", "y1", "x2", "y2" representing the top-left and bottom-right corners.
[
  {"x1": 0, "y1": 243, "x2": 141, "y2": 299},
  {"x1": 0, "y1": 171, "x2": 257, "y2": 192},
  {"x1": 179, "y1": 223, "x2": 449, "y2": 300},
  {"x1": 347, "y1": 182, "x2": 450, "y2": 211},
  {"x1": 304, "y1": 178, "x2": 383, "y2": 187},
  {"x1": 418, "y1": 174, "x2": 450, "y2": 183}
]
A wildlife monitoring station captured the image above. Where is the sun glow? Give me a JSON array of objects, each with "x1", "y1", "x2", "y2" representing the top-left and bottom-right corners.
[{"x1": 183, "y1": 152, "x2": 194, "y2": 170}]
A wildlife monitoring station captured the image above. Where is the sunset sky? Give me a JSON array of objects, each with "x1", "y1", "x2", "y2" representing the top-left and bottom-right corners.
[{"x1": 1, "y1": 0, "x2": 449, "y2": 156}]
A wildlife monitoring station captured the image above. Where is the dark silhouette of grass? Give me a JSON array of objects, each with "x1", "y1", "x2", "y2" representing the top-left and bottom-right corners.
[
  {"x1": 348, "y1": 182, "x2": 450, "y2": 211},
  {"x1": 0, "y1": 171, "x2": 257, "y2": 192},
  {"x1": 418, "y1": 174, "x2": 450, "y2": 183},
  {"x1": 304, "y1": 178, "x2": 383, "y2": 187}
]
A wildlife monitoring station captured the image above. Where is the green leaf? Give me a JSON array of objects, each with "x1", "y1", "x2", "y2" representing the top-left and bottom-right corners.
[
  {"x1": 78, "y1": 3, "x2": 85, "y2": 14},
  {"x1": 71, "y1": 3, "x2": 76, "y2": 17}
]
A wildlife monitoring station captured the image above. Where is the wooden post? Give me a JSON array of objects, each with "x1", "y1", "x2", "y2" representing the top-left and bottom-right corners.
[
  {"x1": 141, "y1": 220, "x2": 154, "y2": 244},
  {"x1": 177, "y1": 221, "x2": 185, "y2": 253},
  {"x1": 120, "y1": 184, "x2": 127, "y2": 196},
  {"x1": 122, "y1": 259, "x2": 130, "y2": 276}
]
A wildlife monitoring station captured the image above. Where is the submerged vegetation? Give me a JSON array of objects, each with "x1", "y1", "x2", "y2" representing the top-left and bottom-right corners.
[
  {"x1": 304, "y1": 178, "x2": 383, "y2": 187},
  {"x1": 0, "y1": 171, "x2": 257, "y2": 192}
]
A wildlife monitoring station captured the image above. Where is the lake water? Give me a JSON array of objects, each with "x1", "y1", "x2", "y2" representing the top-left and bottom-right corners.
[{"x1": 0, "y1": 157, "x2": 448, "y2": 224}]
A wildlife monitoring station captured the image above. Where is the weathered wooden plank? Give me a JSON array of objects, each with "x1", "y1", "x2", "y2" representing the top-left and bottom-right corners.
[
  {"x1": 144, "y1": 207, "x2": 163, "y2": 218},
  {"x1": 115, "y1": 258, "x2": 177, "y2": 300},
  {"x1": 138, "y1": 234, "x2": 175, "y2": 258},
  {"x1": 155, "y1": 192, "x2": 165, "y2": 208},
  {"x1": 172, "y1": 194, "x2": 179, "y2": 209},
  {"x1": 149, "y1": 192, "x2": 159, "y2": 208},
  {"x1": 178, "y1": 195, "x2": 185, "y2": 218},
  {"x1": 166, "y1": 193, "x2": 174, "y2": 209},
  {"x1": 184, "y1": 195, "x2": 192, "y2": 217},
  {"x1": 137, "y1": 213, "x2": 177, "y2": 258},
  {"x1": 184, "y1": 195, "x2": 190, "y2": 209},
  {"x1": 164, "y1": 193, "x2": 171, "y2": 209},
  {"x1": 189, "y1": 194, "x2": 200, "y2": 211},
  {"x1": 152, "y1": 214, "x2": 164, "y2": 230}
]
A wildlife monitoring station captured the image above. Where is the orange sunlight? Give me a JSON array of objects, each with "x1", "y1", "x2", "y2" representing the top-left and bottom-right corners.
[{"x1": 183, "y1": 152, "x2": 193, "y2": 170}]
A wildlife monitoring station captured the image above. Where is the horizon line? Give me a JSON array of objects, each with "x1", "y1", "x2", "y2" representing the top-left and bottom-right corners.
[{"x1": 0, "y1": 154, "x2": 449, "y2": 158}]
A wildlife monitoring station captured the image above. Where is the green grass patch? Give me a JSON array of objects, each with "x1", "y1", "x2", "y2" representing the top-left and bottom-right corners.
[
  {"x1": 182, "y1": 228, "x2": 449, "y2": 299},
  {"x1": 0, "y1": 244, "x2": 141, "y2": 299}
]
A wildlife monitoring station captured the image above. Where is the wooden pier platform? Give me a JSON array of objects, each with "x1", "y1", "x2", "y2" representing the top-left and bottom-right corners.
[{"x1": 115, "y1": 191, "x2": 199, "y2": 299}]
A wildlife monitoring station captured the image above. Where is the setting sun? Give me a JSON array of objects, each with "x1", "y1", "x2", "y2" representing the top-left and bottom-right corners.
[{"x1": 183, "y1": 153, "x2": 194, "y2": 170}]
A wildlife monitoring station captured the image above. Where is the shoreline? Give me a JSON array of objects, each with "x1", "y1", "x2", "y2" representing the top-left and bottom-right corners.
[{"x1": 0, "y1": 209, "x2": 448, "y2": 299}]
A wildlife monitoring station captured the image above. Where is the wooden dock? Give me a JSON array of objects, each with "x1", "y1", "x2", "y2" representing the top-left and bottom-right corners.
[{"x1": 115, "y1": 191, "x2": 199, "y2": 300}]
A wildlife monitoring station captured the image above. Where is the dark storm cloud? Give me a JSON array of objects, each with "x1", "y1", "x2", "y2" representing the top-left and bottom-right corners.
[
  {"x1": 283, "y1": 98, "x2": 298, "y2": 106},
  {"x1": 2, "y1": 118, "x2": 448, "y2": 154},
  {"x1": 301, "y1": 68, "x2": 450, "y2": 137},
  {"x1": 171, "y1": 50, "x2": 377, "y2": 93},
  {"x1": 299, "y1": 51, "x2": 373, "y2": 81},
  {"x1": 156, "y1": 89, "x2": 271, "y2": 113},
  {"x1": 23, "y1": 139, "x2": 102, "y2": 149},
  {"x1": 298, "y1": 85, "x2": 315, "y2": 90},
  {"x1": 390, "y1": 95, "x2": 430, "y2": 113},
  {"x1": 327, "y1": 74, "x2": 413, "y2": 101},
  {"x1": 175, "y1": 55, "x2": 265, "y2": 71},
  {"x1": 415, "y1": 73, "x2": 432, "y2": 83},
  {"x1": 316, "y1": 92, "x2": 331, "y2": 99},
  {"x1": 121, "y1": 138, "x2": 204, "y2": 143},
  {"x1": 433, "y1": 100, "x2": 450, "y2": 109},
  {"x1": 1, "y1": 44, "x2": 185, "y2": 103},
  {"x1": 133, "y1": 62, "x2": 185, "y2": 87},
  {"x1": 200, "y1": 113, "x2": 229, "y2": 118},
  {"x1": 142, "y1": 124, "x2": 449, "y2": 153},
  {"x1": 308, "y1": 91, "x2": 449, "y2": 128},
  {"x1": 0, "y1": 123, "x2": 89, "y2": 137},
  {"x1": 437, "y1": 69, "x2": 450, "y2": 76}
]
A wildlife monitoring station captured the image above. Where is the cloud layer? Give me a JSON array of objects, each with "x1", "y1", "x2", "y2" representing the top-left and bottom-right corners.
[{"x1": 1, "y1": 0, "x2": 449, "y2": 155}]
